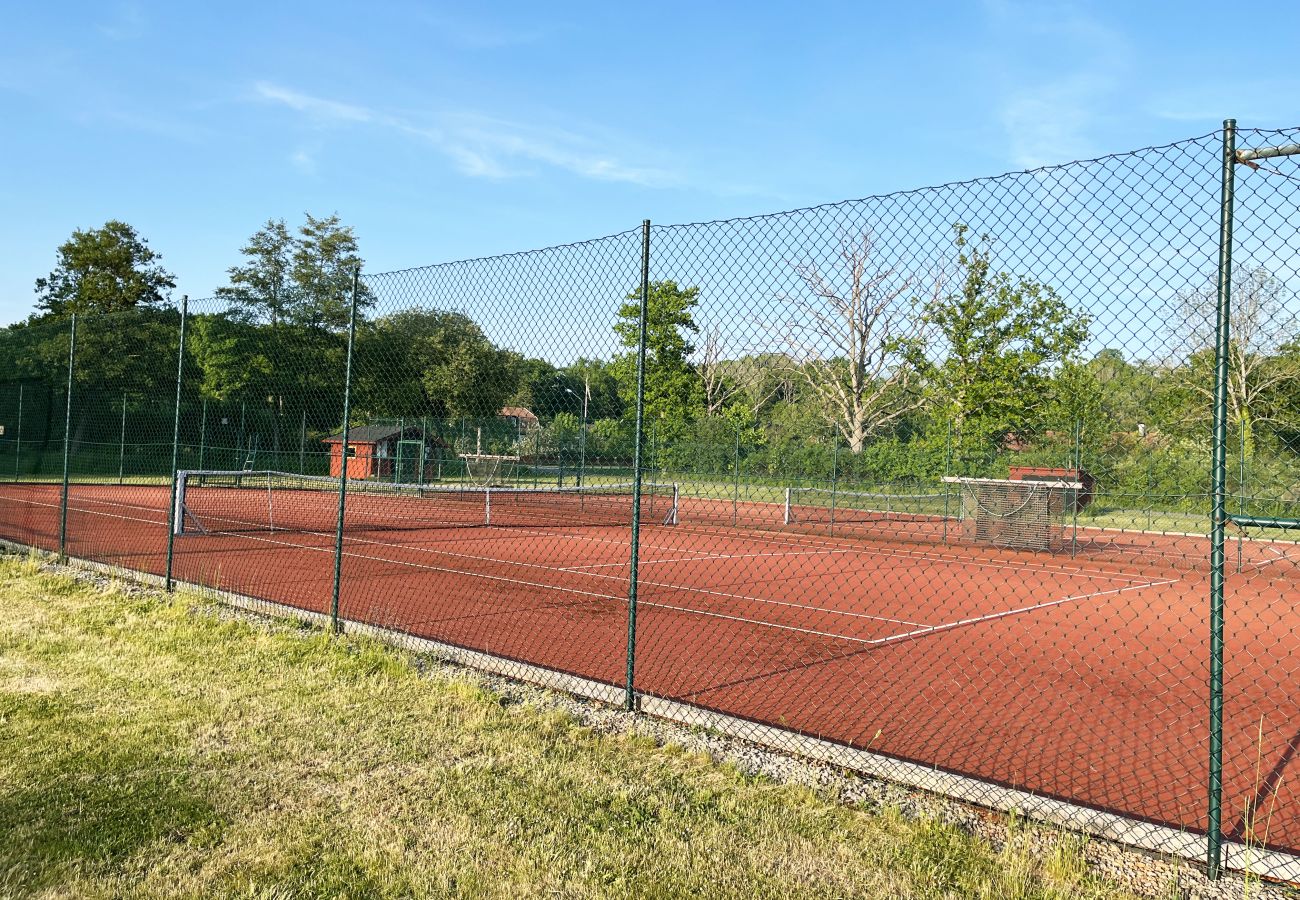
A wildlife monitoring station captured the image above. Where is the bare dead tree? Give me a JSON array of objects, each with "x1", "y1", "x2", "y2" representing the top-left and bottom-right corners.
[
  {"x1": 698, "y1": 324, "x2": 785, "y2": 417},
  {"x1": 779, "y1": 234, "x2": 937, "y2": 453},
  {"x1": 1167, "y1": 266, "x2": 1300, "y2": 454}
]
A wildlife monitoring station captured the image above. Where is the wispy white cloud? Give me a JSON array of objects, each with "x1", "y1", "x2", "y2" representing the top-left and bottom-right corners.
[
  {"x1": 252, "y1": 81, "x2": 675, "y2": 187},
  {"x1": 981, "y1": 1, "x2": 1129, "y2": 168}
]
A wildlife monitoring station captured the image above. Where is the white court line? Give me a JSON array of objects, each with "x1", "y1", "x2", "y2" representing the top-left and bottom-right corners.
[
  {"x1": 220, "y1": 528, "x2": 628, "y2": 604},
  {"x1": 46, "y1": 495, "x2": 1174, "y2": 636},
  {"x1": 559, "y1": 547, "x2": 862, "y2": 571},
  {"x1": 316, "y1": 527, "x2": 925, "y2": 628},
  {"x1": 28, "y1": 485, "x2": 1166, "y2": 585},
  {"x1": 22, "y1": 497, "x2": 1182, "y2": 646},
  {"x1": 511, "y1": 519, "x2": 1160, "y2": 584},
  {"x1": 632, "y1": 577, "x2": 1179, "y2": 648}
]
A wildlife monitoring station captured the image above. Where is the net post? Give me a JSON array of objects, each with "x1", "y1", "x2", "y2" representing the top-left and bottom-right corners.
[
  {"x1": 13, "y1": 383, "x2": 22, "y2": 481},
  {"x1": 625, "y1": 219, "x2": 650, "y2": 713},
  {"x1": 485, "y1": 486, "x2": 492, "y2": 526},
  {"x1": 784, "y1": 486, "x2": 792, "y2": 525},
  {"x1": 58, "y1": 314, "x2": 77, "y2": 560},
  {"x1": 165, "y1": 297, "x2": 189, "y2": 590},
  {"x1": 1206, "y1": 117, "x2": 1236, "y2": 881},
  {"x1": 299, "y1": 408, "x2": 307, "y2": 474},
  {"x1": 330, "y1": 269, "x2": 361, "y2": 636}
]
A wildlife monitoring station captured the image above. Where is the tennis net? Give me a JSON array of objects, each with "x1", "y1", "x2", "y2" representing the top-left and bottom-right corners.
[
  {"x1": 783, "y1": 485, "x2": 951, "y2": 527},
  {"x1": 173, "y1": 470, "x2": 679, "y2": 536}
]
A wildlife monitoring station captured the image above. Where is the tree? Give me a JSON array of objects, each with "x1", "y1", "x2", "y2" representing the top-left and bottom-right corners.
[
  {"x1": 1166, "y1": 266, "x2": 1300, "y2": 455},
  {"x1": 292, "y1": 213, "x2": 371, "y2": 329},
  {"x1": 779, "y1": 234, "x2": 934, "y2": 453},
  {"x1": 218, "y1": 214, "x2": 371, "y2": 329},
  {"x1": 916, "y1": 226, "x2": 1090, "y2": 451},
  {"x1": 356, "y1": 309, "x2": 516, "y2": 421},
  {"x1": 216, "y1": 219, "x2": 295, "y2": 326},
  {"x1": 613, "y1": 280, "x2": 702, "y2": 438},
  {"x1": 698, "y1": 327, "x2": 787, "y2": 418},
  {"x1": 33, "y1": 221, "x2": 175, "y2": 319}
]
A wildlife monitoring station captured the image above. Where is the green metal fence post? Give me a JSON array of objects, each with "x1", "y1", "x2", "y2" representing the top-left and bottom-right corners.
[
  {"x1": 330, "y1": 270, "x2": 361, "y2": 635},
  {"x1": 13, "y1": 383, "x2": 21, "y2": 482},
  {"x1": 625, "y1": 220, "x2": 651, "y2": 712},
  {"x1": 1072, "y1": 419, "x2": 1081, "y2": 557},
  {"x1": 829, "y1": 428, "x2": 839, "y2": 537},
  {"x1": 1237, "y1": 419, "x2": 1246, "y2": 574},
  {"x1": 165, "y1": 297, "x2": 189, "y2": 591},
  {"x1": 58, "y1": 314, "x2": 77, "y2": 559},
  {"x1": 1206, "y1": 117, "x2": 1236, "y2": 881},
  {"x1": 733, "y1": 425, "x2": 741, "y2": 526},
  {"x1": 118, "y1": 391, "x2": 127, "y2": 485},
  {"x1": 942, "y1": 420, "x2": 953, "y2": 544},
  {"x1": 198, "y1": 398, "x2": 207, "y2": 471},
  {"x1": 299, "y1": 408, "x2": 307, "y2": 474}
]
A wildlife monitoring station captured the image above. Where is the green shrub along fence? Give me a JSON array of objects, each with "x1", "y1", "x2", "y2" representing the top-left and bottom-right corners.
[{"x1": 2, "y1": 121, "x2": 1299, "y2": 880}]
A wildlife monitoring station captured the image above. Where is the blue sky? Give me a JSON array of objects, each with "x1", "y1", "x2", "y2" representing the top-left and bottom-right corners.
[{"x1": 1, "y1": 0, "x2": 1296, "y2": 326}]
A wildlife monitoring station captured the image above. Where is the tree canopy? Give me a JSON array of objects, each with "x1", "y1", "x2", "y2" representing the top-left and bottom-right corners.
[{"x1": 33, "y1": 220, "x2": 176, "y2": 321}]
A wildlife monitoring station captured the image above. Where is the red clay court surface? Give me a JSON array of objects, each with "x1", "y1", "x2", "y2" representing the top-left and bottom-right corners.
[{"x1": 3, "y1": 480, "x2": 1300, "y2": 856}]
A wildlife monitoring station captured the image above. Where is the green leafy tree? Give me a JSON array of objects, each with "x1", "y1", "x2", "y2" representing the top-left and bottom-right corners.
[
  {"x1": 292, "y1": 213, "x2": 371, "y2": 329},
  {"x1": 613, "y1": 280, "x2": 703, "y2": 440},
  {"x1": 33, "y1": 221, "x2": 175, "y2": 320},
  {"x1": 356, "y1": 310, "x2": 516, "y2": 421},
  {"x1": 916, "y1": 226, "x2": 1090, "y2": 452},
  {"x1": 219, "y1": 214, "x2": 371, "y2": 329},
  {"x1": 216, "y1": 219, "x2": 296, "y2": 326}
]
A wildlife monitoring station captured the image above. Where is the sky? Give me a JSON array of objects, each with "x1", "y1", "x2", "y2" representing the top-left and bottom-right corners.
[{"x1": 0, "y1": 0, "x2": 1297, "y2": 327}]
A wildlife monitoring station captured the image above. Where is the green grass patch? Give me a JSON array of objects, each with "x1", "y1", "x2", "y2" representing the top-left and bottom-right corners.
[{"x1": 0, "y1": 554, "x2": 1149, "y2": 899}]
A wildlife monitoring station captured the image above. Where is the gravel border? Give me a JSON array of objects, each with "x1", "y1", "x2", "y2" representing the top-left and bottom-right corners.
[{"x1": 12, "y1": 552, "x2": 1300, "y2": 899}]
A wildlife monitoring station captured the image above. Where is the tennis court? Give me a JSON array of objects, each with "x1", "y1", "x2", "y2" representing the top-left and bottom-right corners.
[{"x1": 3, "y1": 476, "x2": 1298, "y2": 856}]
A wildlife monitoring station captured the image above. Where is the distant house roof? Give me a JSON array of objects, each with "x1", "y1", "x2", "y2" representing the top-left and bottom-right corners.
[
  {"x1": 499, "y1": 407, "x2": 539, "y2": 425},
  {"x1": 322, "y1": 425, "x2": 421, "y2": 444}
]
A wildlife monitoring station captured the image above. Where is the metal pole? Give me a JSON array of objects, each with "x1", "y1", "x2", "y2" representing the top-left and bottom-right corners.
[
  {"x1": 58, "y1": 314, "x2": 77, "y2": 559},
  {"x1": 198, "y1": 398, "x2": 207, "y2": 470},
  {"x1": 299, "y1": 408, "x2": 307, "y2": 474},
  {"x1": 829, "y1": 428, "x2": 839, "y2": 537},
  {"x1": 942, "y1": 419, "x2": 953, "y2": 544},
  {"x1": 118, "y1": 391, "x2": 127, "y2": 485},
  {"x1": 330, "y1": 270, "x2": 361, "y2": 635},
  {"x1": 732, "y1": 425, "x2": 740, "y2": 526},
  {"x1": 13, "y1": 383, "x2": 22, "y2": 481},
  {"x1": 1072, "y1": 419, "x2": 1081, "y2": 557},
  {"x1": 578, "y1": 389, "x2": 588, "y2": 487},
  {"x1": 625, "y1": 220, "x2": 651, "y2": 712},
  {"x1": 1237, "y1": 419, "x2": 1246, "y2": 574},
  {"x1": 165, "y1": 297, "x2": 188, "y2": 590},
  {"x1": 1206, "y1": 118, "x2": 1236, "y2": 880}
]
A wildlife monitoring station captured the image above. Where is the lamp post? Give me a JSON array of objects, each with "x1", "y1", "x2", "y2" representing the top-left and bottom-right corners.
[{"x1": 564, "y1": 380, "x2": 589, "y2": 487}]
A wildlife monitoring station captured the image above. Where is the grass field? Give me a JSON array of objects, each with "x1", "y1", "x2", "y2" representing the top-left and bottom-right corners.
[{"x1": 0, "y1": 553, "x2": 1163, "y2": 900}]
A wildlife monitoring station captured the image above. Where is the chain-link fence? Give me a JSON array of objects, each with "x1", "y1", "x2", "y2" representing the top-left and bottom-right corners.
[{"x1": 2, "y1": 121, "x2": 1298, "y2": 880}]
